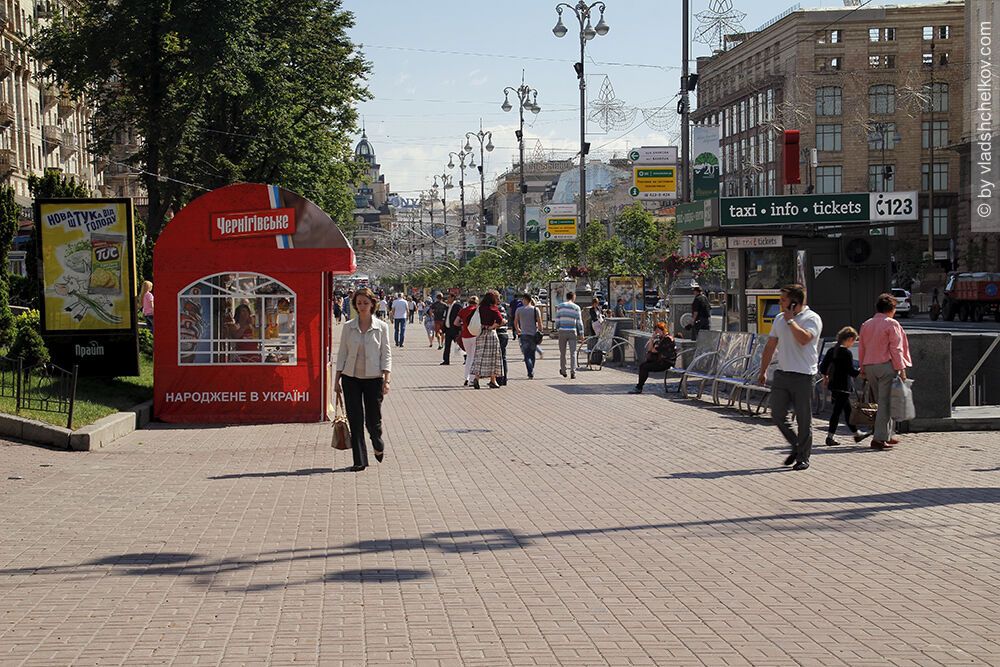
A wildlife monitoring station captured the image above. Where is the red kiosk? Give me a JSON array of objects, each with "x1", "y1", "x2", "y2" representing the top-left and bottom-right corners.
[{"x1": 154, "y1": 184, "x2": 355, "y2": 423}]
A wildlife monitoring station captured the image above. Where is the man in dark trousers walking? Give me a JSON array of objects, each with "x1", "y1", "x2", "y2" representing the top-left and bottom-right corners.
[
  {"x1": 757, "y1": 284, "x2": 823, "y2": 471},
  {"x1": 441, "y1": 293, "x2": 463, "y2": 365},
  {"x1": 691, "y1": 285, "x2": 712, "y2": 340}
]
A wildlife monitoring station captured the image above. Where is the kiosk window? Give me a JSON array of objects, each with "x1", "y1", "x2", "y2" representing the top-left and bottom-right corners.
[
  {"x1": 178, "y1": 272, "x2": 297, "y2": 365},
  {"x1": 745, "y1": 249, "x2": 794, "y2": 290}
]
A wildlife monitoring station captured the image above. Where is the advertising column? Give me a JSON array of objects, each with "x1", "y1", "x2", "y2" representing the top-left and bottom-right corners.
[{"x1": 36, "y1": 198, "x2": 139, "y2": 376}]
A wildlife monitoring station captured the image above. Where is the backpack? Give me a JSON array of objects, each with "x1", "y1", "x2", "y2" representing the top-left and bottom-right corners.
[{"x1": 468, "y1": 307, "x2": 482, "y2": 336}]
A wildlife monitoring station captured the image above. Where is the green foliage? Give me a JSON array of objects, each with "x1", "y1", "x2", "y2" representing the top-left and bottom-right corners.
[
  {"x1": 8, "y1": 310, "x2": 50, "y2": 366},
  {"x1": 138, "y1": 328, "x2": 154, "y2": 355},
  {"x1": 133, "y1": 212, "x2": 153, "y2": 285},
  {"x1": 32, "y1": 0, "x2": 371, "y2": 239},
  {"x1": 0, "y1": 185, "x2": 18, "y2": 346},
  {"x1": 613, "y1": 204, "x2": 666, "y2": 277}
]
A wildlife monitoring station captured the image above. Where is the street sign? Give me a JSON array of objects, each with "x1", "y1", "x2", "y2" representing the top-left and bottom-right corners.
[
  {"x1": 631, "y1": 166, "x2": 677, "y2": 200},
  {"x1": 542, "y1": 204, "x2": 577, "y2": 216},
  {"x1": 676, "y1": 199, "x2": 716, "y2": 232},
  {"x1": 727, "y1": 235, "x2": 783, "y2": 249},
  {"x1": 544, "y1": 217, "x2": 578, "y2": 240},
  {"x1": 720, "y1": 192, "x2": 918, "y2": 228},
  {"x1": 627, "y1": 146, "x2": 678, "y2": 164}
]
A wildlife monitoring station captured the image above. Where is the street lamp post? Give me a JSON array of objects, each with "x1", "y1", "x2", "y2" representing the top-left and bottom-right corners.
[
  {"x1": 448, "y1": 148, "x2": 474, "y2": 264},
  {"x1": 502, "y1": 73, "x2": 541, "y2": 243},
  {"x1": 434, "y1": 173, "x2": 453, "y2": 261},
  {"x1": 465, "y1": 121, "x2": 494, "y2": 251},
  {"x1": 553, "y1": 1, "x2": 609, "y2": 238}
]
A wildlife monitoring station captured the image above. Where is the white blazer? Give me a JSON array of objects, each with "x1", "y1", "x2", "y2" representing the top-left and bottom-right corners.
[{"x1": 336, "y1": 317, "x2": 392, "y2": 378}]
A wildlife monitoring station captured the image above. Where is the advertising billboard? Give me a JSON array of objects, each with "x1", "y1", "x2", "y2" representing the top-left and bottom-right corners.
[
  {"x1": 692, "y1": 125, "x2": 720, "y2": 201},
  {"x1": 36, "y1": 198, "x2": 139, "y2": 375}
]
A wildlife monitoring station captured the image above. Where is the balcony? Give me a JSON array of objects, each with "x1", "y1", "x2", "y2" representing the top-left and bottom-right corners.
[
  {"x1": 0, "y1": 101, "x2": 13, "y2": 128},
  {"x1": 60, "y1": 131, "x2": 78, "y2": 157},
  {"x1": 42, "y1": 124, "x2": 60, "y2": 152},
  {"x1": 57, "y1": 96, "x2": 77, "y2": 118},
  {"x1": 0, "y1": 148, "x2": 16, "y2": 175},
  {"x1": 42, "y1": 83, "x2": 59, "y2": 108},
  {"x1": 0, "y1": 52, "x2": 11, "y2": 78},
  {"x1": 36, "y1": 2, "x2": 54, "y2": 19}
]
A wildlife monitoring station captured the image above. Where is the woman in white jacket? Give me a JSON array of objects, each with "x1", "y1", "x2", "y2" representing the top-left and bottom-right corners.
[{"x1": 335, "y1": 288, "x2": 392, "y2": 471}]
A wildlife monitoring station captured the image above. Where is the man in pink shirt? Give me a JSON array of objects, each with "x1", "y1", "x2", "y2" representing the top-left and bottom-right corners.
[{"x1": 858, "y1": 293, "x2": 913, "y2": 449}]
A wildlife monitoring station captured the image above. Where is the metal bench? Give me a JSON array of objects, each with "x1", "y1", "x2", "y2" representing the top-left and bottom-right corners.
[
  {"x1": 664, "y1": 330, "x2": 720, "y2": 393},
  {"x1": 577, "y1": 321, "x2": 629, "y2": 370},
  {"x1": 712, "y1": 334, "x2": 769, "y2": 408},
  {"x1": 681, "y1": 331, "x2": 754, "y2": 400}
]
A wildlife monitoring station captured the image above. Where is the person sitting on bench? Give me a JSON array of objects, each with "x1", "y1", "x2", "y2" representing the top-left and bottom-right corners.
[{"x1": 629, "y1": 322, "x2": 676, "y2": 394}]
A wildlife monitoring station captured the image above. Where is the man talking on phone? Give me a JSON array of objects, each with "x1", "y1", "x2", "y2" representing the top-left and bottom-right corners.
[{"x1": 757, "y1": 284, "x2": 823, "y2": 470}]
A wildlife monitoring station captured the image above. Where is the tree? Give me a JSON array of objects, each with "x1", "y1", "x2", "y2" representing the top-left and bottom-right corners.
[
  {"x1": 0, "y1": 186, "x2": 18, "y2": 346},
  {"x1": 32, "y1": 0, "x2": 371, "y2": 239},
  {"x1": 614, "y1": 203, "x2": 663, "y2": 276}
]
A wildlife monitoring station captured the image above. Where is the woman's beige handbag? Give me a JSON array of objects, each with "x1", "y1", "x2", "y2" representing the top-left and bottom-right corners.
[{"x1": 331, "y1": 394, "x2": 351, "y2": 450}]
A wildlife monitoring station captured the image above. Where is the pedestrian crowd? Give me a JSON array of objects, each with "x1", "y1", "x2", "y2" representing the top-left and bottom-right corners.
[{"x1": 331, "y1": 282, "x2": 913, "y2": 475}]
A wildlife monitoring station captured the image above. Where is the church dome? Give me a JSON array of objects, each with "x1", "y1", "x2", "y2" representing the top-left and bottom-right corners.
[{"x1": 355, "y1": 130, "x2": 375, "y2": 160}]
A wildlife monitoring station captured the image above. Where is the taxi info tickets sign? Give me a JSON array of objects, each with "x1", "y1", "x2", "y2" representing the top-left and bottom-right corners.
[
  {"x1": 720, "y1": 192, "x2": 918, "y2": 227},
  {"x1": 38, "y1": 199, "x2": 136, "y2": 333}
]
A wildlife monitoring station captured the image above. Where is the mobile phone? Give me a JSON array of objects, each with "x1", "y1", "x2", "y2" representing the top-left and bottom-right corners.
[{"x1": 788, "y1": 301, "x2": 799, "y2": 311}]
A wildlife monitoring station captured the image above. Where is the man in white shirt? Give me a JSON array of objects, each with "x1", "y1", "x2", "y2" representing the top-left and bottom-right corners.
[
  {"x1": 391, "y1": 293, "x2": 410, "y2": 347},
  {"x1": 757, "y1": 284, "x2": 823, "y2": 471}
]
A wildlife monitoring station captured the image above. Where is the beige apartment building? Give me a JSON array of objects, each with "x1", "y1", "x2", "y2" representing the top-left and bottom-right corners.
[
  {"x1": 1, "y1": 0, "x2": 145, "y2": 214},
  {"x1": 693, "y1": 1, "x2": 966, "y2": 271}
]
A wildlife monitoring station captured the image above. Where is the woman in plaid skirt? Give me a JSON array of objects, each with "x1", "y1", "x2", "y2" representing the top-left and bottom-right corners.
[{"x1": 471, "y1": 290, "x2": 505, "y2": 389}]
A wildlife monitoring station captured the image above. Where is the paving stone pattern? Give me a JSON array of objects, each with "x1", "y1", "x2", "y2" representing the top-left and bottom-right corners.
[{"x1": 1, "y1": 339, "x2": 999, "y2": 666}]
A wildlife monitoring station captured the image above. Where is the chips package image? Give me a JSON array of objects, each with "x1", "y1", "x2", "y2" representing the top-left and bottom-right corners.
[{"x1": 88, "y1": 233, "x2": 125, "y2": 294}]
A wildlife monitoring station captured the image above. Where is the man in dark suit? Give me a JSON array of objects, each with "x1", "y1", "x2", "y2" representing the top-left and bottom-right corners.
[{"x1": 441, "y1": 294, "x2": 463, "y2": 365}]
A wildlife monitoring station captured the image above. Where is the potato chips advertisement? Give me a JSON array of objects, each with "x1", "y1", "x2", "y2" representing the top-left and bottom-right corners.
[
  {"x1": 37, "y1": 199, "x2": 139, "y2": 376},
  {"x1": 38, "y1": 200, "x2": 136, "y2": 332}
]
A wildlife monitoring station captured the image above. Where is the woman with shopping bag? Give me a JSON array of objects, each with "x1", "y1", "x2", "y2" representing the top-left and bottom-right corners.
[
  {"x1": 857, "y1": 293, "x2": 912, "y2": 450},
  {"x1": 334, "y1": 287, "x2": 392, "y2": 471}
]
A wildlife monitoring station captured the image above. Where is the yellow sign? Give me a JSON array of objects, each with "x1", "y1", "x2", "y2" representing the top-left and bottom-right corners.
[
  {"x1": 631, "y1": 166, "x2": 677, "y2": 199},
  {"x1": 39, "y1": 200, "x2": 136, "y2": 332},
  {"x1": 544, "y1": 216, "x2": 578, "y2": 240}
]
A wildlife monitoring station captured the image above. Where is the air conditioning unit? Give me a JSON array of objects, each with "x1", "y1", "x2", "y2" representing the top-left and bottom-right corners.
[{"x1": 839, "y1": 235, "x2": 889, "y2": 266}]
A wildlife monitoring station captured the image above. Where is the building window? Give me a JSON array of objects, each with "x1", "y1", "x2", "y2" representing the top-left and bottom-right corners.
[
  {"x1": 921, "y1": 207, "x2": 948, "y2": 235},
  {"x1": 867, "y1": 122, "x2": 897, "y2": 150},
  {"x1": 816, "y1": 166, "x2": 843, "y2": 194},
  {"x1": 816, "y1": 86, "x2": 842, "y2": 116},
  {"x1": 921, "y1": 162, "x2": 949, "y2": 191},
  {"x1": 816, "y1": 124, "x2": 842, "y2": 152},
  {"x1": 817, "y1": 29, "x2": 843, "y2": 44},
  {"x1": 922, "y1": 82, "x2": 949, "y2": 112},
  {"x1": 924, "y1": 25, "x2": 951, "y2": 40},
  {"x1": 178, "y1": 272, "x2": 297, "y2": 366},
  {"x1": 868, "y1": 54, "x2": 896, "y2": 69},
  {"x1": 816, "y1": 56, "x2": 841, "y2": 71},
  {"x1": 922, "y1": 120, "x2": 949, "y2": 149},
  {"x1": 869, "y1": 27, "x2": 895, "y2": 42},
  {"x1": 868, "y1": 164, "x2": 895, "y2": 192},
  {"x1": 869, "y1": 84, "x2": 896, "y2": 114}
]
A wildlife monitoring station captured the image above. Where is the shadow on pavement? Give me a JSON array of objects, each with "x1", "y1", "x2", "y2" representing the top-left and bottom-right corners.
[
  {"x1": 208, "y1": 467, "x2": 338, "y2": 480},
  {"x1": 660, "y1": 468, "x2": 790, "y2": 480},
  {"x1": 4, "y1": 488, "x2": 996, "y2": 590}
]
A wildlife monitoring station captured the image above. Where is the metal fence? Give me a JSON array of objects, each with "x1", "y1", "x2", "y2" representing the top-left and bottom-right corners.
[{"x1": 0, "y1": 357, "x2": 79, "y2": 429}]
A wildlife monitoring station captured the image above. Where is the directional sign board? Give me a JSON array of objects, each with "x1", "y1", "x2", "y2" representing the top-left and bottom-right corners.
[
  {"x1": 542, "y1": 204, "x2": 578, "y2": 240},
  {"x1": 544, "y1": 217, "x2": 578, "y2": 240},
  {"x1": 627, "y1": 146, "x2": 678, "y2": 164},
  {"x1": 720, "y1": 192, "x2": 918, "y2": 228},
  {"x1": 630, "y1": 166, "x2": 677, "y2": 200}
]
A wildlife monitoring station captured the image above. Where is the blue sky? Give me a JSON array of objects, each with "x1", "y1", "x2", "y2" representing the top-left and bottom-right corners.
[{"x1": 344, "y1": 0, "x2": 944, "y2": 199}]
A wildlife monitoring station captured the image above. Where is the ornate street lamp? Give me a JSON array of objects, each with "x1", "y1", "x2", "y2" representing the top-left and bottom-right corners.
[
  {"x1": 448, "y1": 149, "x2": 474, "y2": 264},
  {"x1": 502, "y1": 73, "x2": 541, "y2": 242},
  {"x1": 465, "y1": 121, "x2": 494, "y2": 251},
  {"x1": 553, "y1": 1, "x2": 609, "y2": 238}
]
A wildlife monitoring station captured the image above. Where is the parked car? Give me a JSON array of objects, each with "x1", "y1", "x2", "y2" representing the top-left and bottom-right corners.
[{"x1": 891, "y1": 288, "x2": 912, "y2": 317}]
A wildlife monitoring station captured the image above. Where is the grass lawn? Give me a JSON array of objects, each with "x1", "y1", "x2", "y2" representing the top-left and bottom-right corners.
[{"x1": 0, "y1": 353, "x2": 153, "y2": 430}]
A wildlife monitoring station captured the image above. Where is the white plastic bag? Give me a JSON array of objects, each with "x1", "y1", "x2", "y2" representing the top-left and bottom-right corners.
[
  {"x1": 890, "y1": 376, "x2": 916, "y2": 421},
  {"x1": 467, "y1": 307, "x2": 482, "y2": 337}
]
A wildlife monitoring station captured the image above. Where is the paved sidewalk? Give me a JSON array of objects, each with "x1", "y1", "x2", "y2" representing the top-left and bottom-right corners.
[{"x1": 2, "y1": 339, "x2": 999, "y2": 666}]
